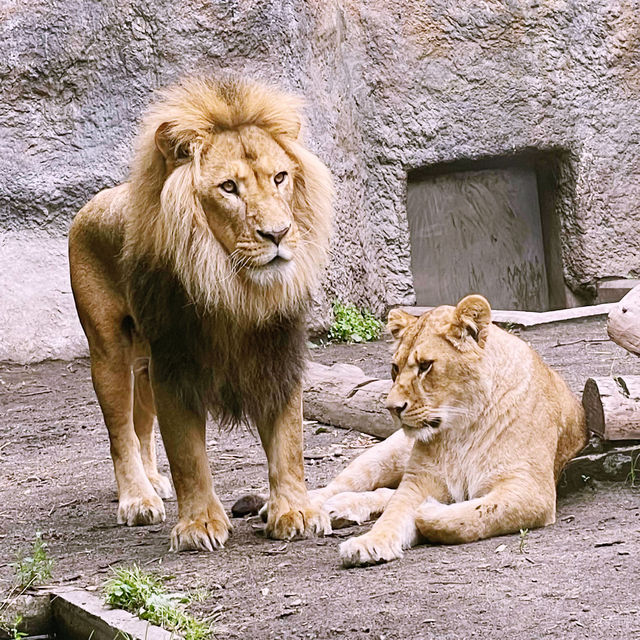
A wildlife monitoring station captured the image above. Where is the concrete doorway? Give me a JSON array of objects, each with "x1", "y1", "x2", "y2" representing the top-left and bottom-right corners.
[{"x1": 406, "y1": 156, "x2": 565, "y2": 311}]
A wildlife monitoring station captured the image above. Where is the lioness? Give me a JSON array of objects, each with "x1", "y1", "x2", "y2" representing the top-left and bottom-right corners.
[
  {"x1": 309, "y1": 295, "x2": 587, "y2": 566},
  {"x1": 69, "y1": 77, "x2": 333, "y2": 551}
]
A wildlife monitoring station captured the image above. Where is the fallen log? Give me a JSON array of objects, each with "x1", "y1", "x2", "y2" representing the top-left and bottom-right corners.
[
  {"x1": 303, "y1": 361, "x2": 396, "y2": 439},
  {"x1": 582, "y1": 375, "x2": 640, "y2": 440},
  {"x1": 607, "y1": 284, "x2": 640, "y2": 355}
]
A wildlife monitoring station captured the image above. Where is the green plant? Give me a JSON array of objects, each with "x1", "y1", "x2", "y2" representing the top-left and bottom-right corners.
[
  {"x1": 328, "y1": 301, "x2": 382, "y2": 343},
  {"x1": 0, "y1": 614, "x2": 27, "y2": 640},
  {"x1": 518, "y1": 528, "x2": 529, "y2": 554},
  {"x1": 13, "y1": 532, "x2": 53, "y2": 588},
  {"x1": 104, "y1": 565, "x2": 216, "y2": 640}
]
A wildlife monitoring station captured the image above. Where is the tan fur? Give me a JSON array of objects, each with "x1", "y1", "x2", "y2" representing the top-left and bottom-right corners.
[
  {"x1": 69, "y1": 77, "x2": 333, "y2": 551},
  {"x1": 309, "y1": 295, "x2": 587, "y2": 566}
]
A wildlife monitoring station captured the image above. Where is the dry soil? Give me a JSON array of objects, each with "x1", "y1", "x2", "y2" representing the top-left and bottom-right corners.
[{"x1": 1, "y1": 317, "x2": 639, "y2": 639}]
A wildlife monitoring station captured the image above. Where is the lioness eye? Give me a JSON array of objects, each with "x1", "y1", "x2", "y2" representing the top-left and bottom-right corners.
[
  {"x1": 418, "y1": 360, "x2": 433, "y2": 375},
  {"x1": 220, "y1": 180, "x2": 238, "y2": 194},
  {"x1": 274, "y1": 171, "x2": 287, "y2": 185},
  {"x1": 391, "y1": 363, "x2": 399, "y2": 381}
]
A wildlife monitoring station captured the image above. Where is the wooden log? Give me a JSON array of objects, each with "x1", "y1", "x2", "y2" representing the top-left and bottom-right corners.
[
  {"x1": 582, "y1": 376, "x2": 640, "y2": 440},
  {"x1": 607, "y1": 284, "x2": 640, "y2": 355},
  {"x1": 303, "y1": 361, "x2": 396, "y2": 439}
]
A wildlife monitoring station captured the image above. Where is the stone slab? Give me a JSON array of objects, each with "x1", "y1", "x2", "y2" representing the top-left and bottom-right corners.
[
  {"x1": 50, "y1": 587, "x2": 178, "y2": 640},
  {"x1": 401, "y1": 304, "x2": 616, "y2": 328}
]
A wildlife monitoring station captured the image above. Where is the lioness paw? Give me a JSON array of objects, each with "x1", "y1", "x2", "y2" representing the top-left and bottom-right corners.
[
  {"x1": 170, "y1": 517, "x2": 231, "y2": 552},
  {"x1": 117, "y1": 494, "x2": 166, "y2": 526},
  {"x1": 266, "y1": 506, "x2": 332, "y2": 540},
  {"x1": 324, "y1": 492, "x2": 378, "y2": 528},
  {"x1": 339, "y1": 534, "x2": 404, "y2": 567}
]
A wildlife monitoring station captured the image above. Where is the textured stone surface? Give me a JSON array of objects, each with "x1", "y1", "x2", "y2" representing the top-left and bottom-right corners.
[
  {"x1": 2, "y1": 0, "x2": 640, "y2": 361},
  {"x1": 0, "y1": 233, "x2": 87, "y2": 362}
]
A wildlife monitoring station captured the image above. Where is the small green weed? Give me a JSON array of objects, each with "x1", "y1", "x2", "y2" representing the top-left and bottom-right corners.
[
  {"x1": 0, "y1": 614, "x2": 27, "y2": 640},
  {"x1": 518, "y1": 528, "x2": 529, "y2": 554},
  {"x1": 328, "y1": 301, "x2": 382, "y2": 343},
  {"x1": 627, "y1": 453, "x2": 640, "y2": 487},
  {"x1": 1, "y1": 533, "x2": 54, "y2": 640},
  {"x1": 104, "y1": 565, "x2": 216, "y2": 640},
  {"x1": 13, "y1": 532, "x2": 53, "y2": 589}
]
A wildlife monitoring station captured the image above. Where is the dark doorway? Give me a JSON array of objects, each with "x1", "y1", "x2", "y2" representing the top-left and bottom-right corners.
[{"x1": 406, "y1": 154, "x2": 566, "y2": 311}]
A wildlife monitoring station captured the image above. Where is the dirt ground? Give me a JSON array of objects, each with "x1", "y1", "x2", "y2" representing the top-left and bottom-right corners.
[{"x1": 1, "y1": 316, "x2": 640, "y2": 639}]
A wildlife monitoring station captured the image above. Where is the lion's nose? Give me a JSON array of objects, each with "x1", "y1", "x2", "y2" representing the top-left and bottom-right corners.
[
  {"x1": 386, "y1": 400, "x2": 408, "y2": 418},
  {"x1": 257, "y1": 225, "x2": 290, "y2": 246}
]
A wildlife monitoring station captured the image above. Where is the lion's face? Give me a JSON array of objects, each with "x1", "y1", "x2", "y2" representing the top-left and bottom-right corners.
[
  {"x1": 127, "y1": 78, "x2": 333, "y2": 323},
  {"x1": 385, "y1": 295, "x2": 493, "y2": 442},
  {"x1": 194, "y1": 126, "x2": 299, "y2": 285}
]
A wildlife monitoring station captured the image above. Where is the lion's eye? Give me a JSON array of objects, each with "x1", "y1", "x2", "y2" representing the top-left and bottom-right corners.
[
  {"x1": 391, "y1": 363, "x2": 399, "y2": 381},
  {"x1": 220, "y1": 180, "x2": 238, "y2": 195},
  {"x1": 274, "y1": 171, "x2": 287, "y2": 185},
  {"x1": 418, "y1": 360, "x2": 433, "y2": 375}
]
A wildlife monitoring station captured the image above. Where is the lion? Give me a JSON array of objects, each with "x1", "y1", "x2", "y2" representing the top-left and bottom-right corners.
[
  {"x1": 68, "y1": 77, "x2": 333, "y2": 551},
  {"x1": 308, "y1": 295, "x2": 587, "y2": 566}
]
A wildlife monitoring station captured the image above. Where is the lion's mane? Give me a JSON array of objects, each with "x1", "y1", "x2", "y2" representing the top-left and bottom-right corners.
[
  {"x1": 120, "y1": 77, "x2": 333, "y2": 425},
  {"x1": 123, "y1": 77, "x2": 333, "y2": 326}
]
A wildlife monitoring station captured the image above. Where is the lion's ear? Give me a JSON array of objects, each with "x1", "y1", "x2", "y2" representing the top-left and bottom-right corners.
[
  {"x1": 451, "y1": 294, "x2": 492, "y2": 348},
  {"x1": 282, "y1": 113, "x2": 301, "y2": 140},
  {"x1": 387, "y1": 308, "x2": 417, "y2": 341},
  {"x1": 154, "y1": 122, "x2": 193, "y2": 163}
]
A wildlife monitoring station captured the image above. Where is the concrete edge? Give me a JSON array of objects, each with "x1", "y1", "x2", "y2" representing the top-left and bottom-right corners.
[
  {"x1": 401, "y1": 303, "x2": 616, "y2": 327},
  {"x1": 49, "y1": 587, "x2": 179, "y2": 640}
]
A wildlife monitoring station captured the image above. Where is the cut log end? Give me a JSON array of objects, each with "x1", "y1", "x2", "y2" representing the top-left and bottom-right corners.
[{"x1": 582, "y1": 376, "x2": 640, "y2": 441}]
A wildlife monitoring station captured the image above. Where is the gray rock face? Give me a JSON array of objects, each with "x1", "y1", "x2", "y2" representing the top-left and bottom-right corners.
[{"x1": 2, "y1": 0, "x2": 639, "y2": 361}]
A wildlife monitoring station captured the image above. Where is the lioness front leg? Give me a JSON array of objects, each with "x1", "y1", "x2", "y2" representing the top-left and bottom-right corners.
[
  {"x1": 152, "y1": 377, "x2": 231, "y2": 552},
  {"x1": 258, "y1": 387, "x2": 331, "y2": 539},
  {"x1": 340, "y1": 443, "x2": 448, "y2": 567},
  {"x1": 308, "y1": 429, "x2": 412, "y2": 509},
  {"x1": 416, "y1": 478, "x2": 555, "y2": 544}
]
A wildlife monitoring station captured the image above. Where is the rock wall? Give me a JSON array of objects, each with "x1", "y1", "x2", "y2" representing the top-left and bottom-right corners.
[{"x1": 1, "y1": 0, "x2": 639, "y2": 361}]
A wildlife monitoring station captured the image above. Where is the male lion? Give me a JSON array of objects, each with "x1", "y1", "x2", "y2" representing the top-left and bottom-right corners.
[
  {"x1": 69, "y1": 77, "x2": 333, "y2": 551},
  {"x1": 309, "y1": 295, "x2": 587, "y2": 566}
]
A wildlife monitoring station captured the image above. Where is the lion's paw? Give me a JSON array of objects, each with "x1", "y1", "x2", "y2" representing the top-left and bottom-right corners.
[
  {"x1": 324, "y1": 492, "x2": 375, "y2": 528},
  {"x1": 339, "y1": 534, "x2": 404, "y2": 567},
  {"x1": 117, "y1": 493, "x2": 166, "y2": 526},
  {"x1": 148, "y1": 473, "x2": 174, "y2": 500},
  {"x1": 170, "y1": 517, "x2": 231, "y2": 552},
  {"x1": 266, "y1": 505, "x2": 332, "y2": 540}
]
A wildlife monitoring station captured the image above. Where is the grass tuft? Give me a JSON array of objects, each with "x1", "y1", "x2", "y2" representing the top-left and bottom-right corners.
[
  {"x1": 104, "y1": 565, "x2": 217, "y2": 640},
  {"x1": 518, "y1": 528, "x2": 529, "y2": 554},
  {"x1": 13, "y1": 532, "x2": 54, "y2": 589},
  {"x1": 1, "y1": 533, "x2": 55, "y2": 639}
]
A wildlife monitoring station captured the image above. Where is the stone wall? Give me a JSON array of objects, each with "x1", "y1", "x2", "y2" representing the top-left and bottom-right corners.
[{"x1": 2, "y1": 0, "x2": 639, "y2": 361}]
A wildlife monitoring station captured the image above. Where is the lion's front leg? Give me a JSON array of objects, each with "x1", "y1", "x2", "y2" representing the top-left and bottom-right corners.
[
  {"x1": 257, "y1": 387, "x2": 331, "y2": 539},
  {"x1": 152, "y1": 377, "x2": 231, "y2": 552}
]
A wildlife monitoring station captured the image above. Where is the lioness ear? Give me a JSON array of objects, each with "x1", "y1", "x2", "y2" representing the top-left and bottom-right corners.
[
  {"x1": 387, "y1": 308, "x2": 417, "y2": 341},
  {"x1": 452, "y1": 294, "x2": 492, "y2": 348},
  {"x1": 155, "y1": 122, "x2": 193, "y2": 163}
]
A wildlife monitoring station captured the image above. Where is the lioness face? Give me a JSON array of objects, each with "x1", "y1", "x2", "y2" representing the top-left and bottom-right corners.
[
  {"x1": 385, "y1": 296, "x2": 493, "y2": 442},
  {"x1": 195, "y1": 126, "x2": 299, "y2": 284}
]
